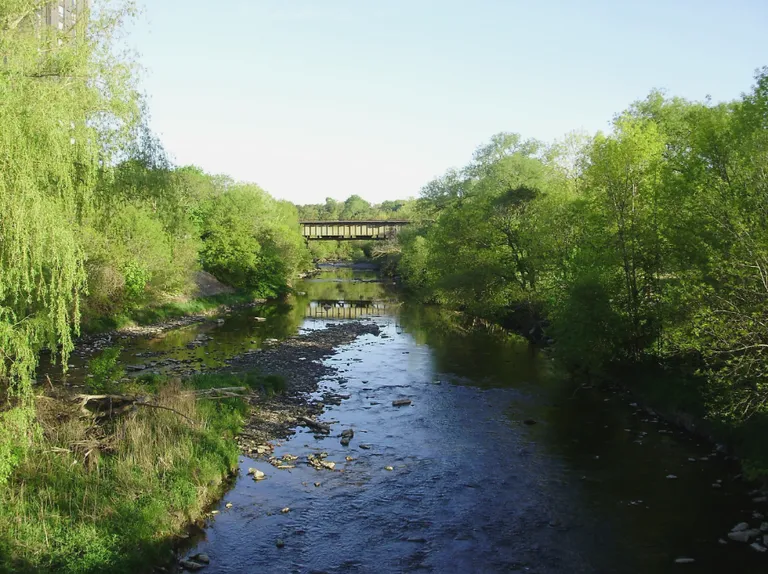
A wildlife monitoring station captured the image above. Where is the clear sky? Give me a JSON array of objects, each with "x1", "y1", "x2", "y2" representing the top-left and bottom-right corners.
[{"x1": 127, "y1": 0, "x2": 767, "y2": 204}]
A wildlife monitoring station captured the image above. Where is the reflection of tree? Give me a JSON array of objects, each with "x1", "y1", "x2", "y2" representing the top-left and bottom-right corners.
[
  {"x1": 398, "y1": 305, "x2": 545, "y2": 388},
  {"x1": 297, "y1": 277, "x2": 396, "y2": 302}
]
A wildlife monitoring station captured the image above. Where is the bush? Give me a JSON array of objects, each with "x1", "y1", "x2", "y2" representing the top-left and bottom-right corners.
[{"x1": 87, "y1": 347, "x2": 125, "y2": 394}]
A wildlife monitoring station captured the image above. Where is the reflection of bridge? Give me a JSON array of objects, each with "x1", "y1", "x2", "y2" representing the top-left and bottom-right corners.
[
  {"x1": 304, "y1": 299, "x2": 396, "y2": 319},
  {"x1": 300, "y1": 220, "x2": 410, "y2": 241}
]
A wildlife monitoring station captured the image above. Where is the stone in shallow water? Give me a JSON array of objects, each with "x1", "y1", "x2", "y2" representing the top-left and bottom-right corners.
[
  {"x1": 392, "y1": 399, "x2": 412, "y2": 407},
  {"x1": 192, "y1": 554, "x2": 210, "y2": 564},
  {"x1": 248, "y1": 468, "x2": 265, "y2": 481}
]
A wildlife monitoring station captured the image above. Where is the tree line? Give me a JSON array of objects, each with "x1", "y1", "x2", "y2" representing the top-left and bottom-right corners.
[
  {"x1": 394, "y1": 70, "x2": 768, "y2": 475},
  {"x1": 0, "y1": 1, "x2": 315, "y2": 481}
]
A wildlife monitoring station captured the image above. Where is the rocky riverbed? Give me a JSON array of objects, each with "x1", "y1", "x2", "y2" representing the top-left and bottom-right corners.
[{"x1": 222, "y1": 321, "x2": 380, "y2": 450}]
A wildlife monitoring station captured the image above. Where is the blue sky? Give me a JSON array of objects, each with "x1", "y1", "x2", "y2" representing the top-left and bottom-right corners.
[{"x1": 128, "y1": 0, "x2": 767, "y2": 204}]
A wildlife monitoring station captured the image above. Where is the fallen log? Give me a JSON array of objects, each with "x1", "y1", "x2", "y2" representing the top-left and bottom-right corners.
[
  {"x1": 297, "y1": 415, "x2": 331, "y2": 434},
  {"x1": 73, "y1": 394, "x2": 198, "y2": 426}
]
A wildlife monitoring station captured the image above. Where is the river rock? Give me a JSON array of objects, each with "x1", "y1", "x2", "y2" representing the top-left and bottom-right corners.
[
  {"x1": 392, "y1": 399, "x2": 412, "y2": 407},
  {"x1": 126, "y1": 364, "x2": 146, "y2": 371},
  {"x1": 192, "y1": 554, "x2": 210, "y2": 564},
  {"x1": 276, "y1": 539, "x2": 285, "y2": 548},
  {"x1": 728, "y1": 530, "x2": 760, "y2": 542},
  {"x1": 751, "y1": 542, "x2": 767, "y2": 552},
  {"x1": 340, "y1": 429, "x2": 354, "y2": 446},
  {"x1": 281, "y1": 507, "x2": 290, "y2": 513},
  {"x1": 761, "y1": 522, "x2": 768, "y2": 532},
  {"x1": 254, "y1": 317, "x2": 267, "y2": 322},
  {"x1": 732, "y1": 522, "x2": 750, "y2": 532},
  {"x1": 248, "y1": 468, "x2": 266, "y2": 480},
  {"x1": 674, "y1": 557, "x2": 695, "y2": 564}
]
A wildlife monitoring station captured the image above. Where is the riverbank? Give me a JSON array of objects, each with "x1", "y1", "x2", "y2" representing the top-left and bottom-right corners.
[{"x1": 1, "y1": 318, "x2": 381, "y2": 574}]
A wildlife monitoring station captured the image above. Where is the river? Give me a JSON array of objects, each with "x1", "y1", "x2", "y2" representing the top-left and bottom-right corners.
[{"x1": 46, "y1": 265, "x2": 768, "y2": 573}]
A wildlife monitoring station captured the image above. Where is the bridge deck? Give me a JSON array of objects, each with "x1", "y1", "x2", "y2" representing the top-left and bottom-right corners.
[{"x1": 299, "y1": 220, "x2": 409, "y2": 241}]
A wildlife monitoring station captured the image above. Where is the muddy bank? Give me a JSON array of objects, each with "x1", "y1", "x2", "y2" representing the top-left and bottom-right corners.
[{"x1": 221, "y1": 321, "x2": 380, "y2": 450}]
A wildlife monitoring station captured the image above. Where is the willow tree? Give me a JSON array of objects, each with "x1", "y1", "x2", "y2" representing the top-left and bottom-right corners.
[{"x1": 0, "y1": 0, "x2": 139, "y2": 480}]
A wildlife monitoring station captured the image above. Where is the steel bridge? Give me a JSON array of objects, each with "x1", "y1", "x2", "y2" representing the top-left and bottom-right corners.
[
  {"x1": 304, "y1": 299, "x2": 397, "y2": 319},
  {"x1": 299, "y1": 220, "x2": 410, "y2": 241}
]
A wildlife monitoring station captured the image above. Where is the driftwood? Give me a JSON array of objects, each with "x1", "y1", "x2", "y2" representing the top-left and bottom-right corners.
[
  {"x1": 74, "y1": 394, "x2": 198, "y2": 426},
  {"x1": 297, "y1": 415, "x2": 331, "y2": 434},
  {"x1": 189, "y1": 387, "x2": 248, "y2": 398}
]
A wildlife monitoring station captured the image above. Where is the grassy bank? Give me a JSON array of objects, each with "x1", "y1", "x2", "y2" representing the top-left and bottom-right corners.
[
  {"x1": 81, "y1": 292, "x2": 261, "y2": 334},
  {"x1": 0, "y1": 371, "x2": 276, "y2": 574}
]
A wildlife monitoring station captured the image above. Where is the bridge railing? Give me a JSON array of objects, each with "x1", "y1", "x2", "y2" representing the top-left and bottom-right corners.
[{"x1": 299, "y1": 220, "x2": 410, "y2": 241}]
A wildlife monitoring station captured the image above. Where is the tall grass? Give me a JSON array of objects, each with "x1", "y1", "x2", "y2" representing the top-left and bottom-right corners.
[{"x1": 0, "y1": 374, "x2": 258, "y2": 573}]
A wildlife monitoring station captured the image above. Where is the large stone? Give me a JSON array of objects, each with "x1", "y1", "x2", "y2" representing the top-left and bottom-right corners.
[
  {"x1": 192, "y1": 554, "x2": 210, "y2": 564},
  {"x1": 248, "y1": 468, "x2": 266, "y2": 481},
  {"x1": 179, "y1": 559, "x2": 206, "y2": 571},
  {"x1": 728, "y1": 530, "x2": 760, "y2": 542}
]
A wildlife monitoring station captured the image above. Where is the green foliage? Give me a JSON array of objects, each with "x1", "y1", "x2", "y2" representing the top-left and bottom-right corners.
[
  {"x1": 87, "y1": 347, "x2": 125, "y2": 394},
  {"x1": 195, "y1": 183, "x2": 311, "y2": 295},
  {"x1": 0, "y1": 0, "x2": 139, "y2": 396},
  {"x1": 398, "y1": 70, "x2": 768, "y2": 475}
]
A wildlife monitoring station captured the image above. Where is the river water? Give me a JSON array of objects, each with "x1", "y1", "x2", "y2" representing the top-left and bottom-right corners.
[{"x1": 49, "y1": 266, "x2": 768, "y2": 572}]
